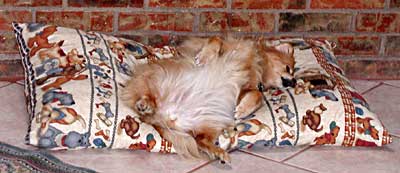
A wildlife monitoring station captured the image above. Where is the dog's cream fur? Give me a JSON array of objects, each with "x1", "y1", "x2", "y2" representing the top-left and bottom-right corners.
[{"x1": 122, "y1": 36, "x2": 295, "y2": 163}]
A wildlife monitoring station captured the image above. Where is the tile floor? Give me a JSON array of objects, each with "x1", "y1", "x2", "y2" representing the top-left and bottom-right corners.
[{"x1": 0, "y1": 80, "x2": 399, "y2": 173}]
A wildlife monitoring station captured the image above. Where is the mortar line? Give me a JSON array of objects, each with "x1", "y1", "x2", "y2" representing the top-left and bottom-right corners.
[
  {"x1": 379, "y1": 35, "x2": 387, "y2": 56},
  {"x1": 350, "y1": 12, "x2": 357, "y2": 32},
  {"x1": 1, "y1": 6, "x2": 398, "y2": 13},
  {"x1": 227, "y1": 0, "x2": 232, "y2": 10},
  {"x1": 193, "y1": 11, "x2": 200, "y2": 32},
  {"x1": 31, "y1": 8, "x2": 36, "y2": 23},
  {"x1": 143, "y1": 0, "x2": 149, "y2": 9},
  {"x1": 306, "y1": 0, "x2": 311, "y2": 9},
  {"x1": 385, "y1": 0, "x2": 391, "y2": 9},
  {"x1": 116, "y1": 30, "x2": 400, "y2": 37},
  {"x1": 274, "y1": 12, "x2": 280, "y2": 33},
  {"x1": 62, "y1": 0, "x2": 68, "y2": 8},
  {"x1": 112, "y1": 11, "x2": 119, "y2": 33}
]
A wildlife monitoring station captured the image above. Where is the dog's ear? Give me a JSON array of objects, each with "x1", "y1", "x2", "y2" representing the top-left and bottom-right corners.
[
  {"x1": 57, "y1": 40, "x2": 64, "y2": 46},
  {"x1": 274, "y1": 43, "x2": 294, "y2": 57}
]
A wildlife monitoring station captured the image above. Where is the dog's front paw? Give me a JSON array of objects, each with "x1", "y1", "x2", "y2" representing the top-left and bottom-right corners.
[
  {"x1": 135, "y1": 96, "x2": 155, "y2": 116},
  {"x1": 214, "y1": 148, "x2": 231, "y2": 164}
]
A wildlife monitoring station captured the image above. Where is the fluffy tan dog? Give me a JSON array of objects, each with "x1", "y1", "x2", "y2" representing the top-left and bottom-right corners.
[
  {"x1": 122, "y1": 36, "x2": 295, "y2": 163},
  {"x1": 177, "y1": 36, "x2": 296, "y2": 120}
]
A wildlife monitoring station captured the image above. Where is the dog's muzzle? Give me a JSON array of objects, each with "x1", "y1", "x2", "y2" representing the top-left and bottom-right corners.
[{"x1": 281, "y1": 77, "x2": 297, "y2": 88}]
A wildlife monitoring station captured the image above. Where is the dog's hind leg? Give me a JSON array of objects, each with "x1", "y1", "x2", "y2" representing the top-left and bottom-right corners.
[
  {"x1": 234, "y1": 90, "x2": 263, "y2": 120},
  {"x1": 195, "y1": 129, "x2": 231, "y2": 164}
]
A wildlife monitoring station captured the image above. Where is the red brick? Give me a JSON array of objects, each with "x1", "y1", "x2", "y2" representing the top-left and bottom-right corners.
[
  {"x1": 174, "y1": 13, "x2": 195, "y2": 31},
  {"x1": 232, "y1": 0, "x2": 306, "y2": 9},
  {"x1": 119, "y1": 13, "x2": 148, "y2": 31},
  {"x1": 391, "y1": 0, "x2": 400, "y2": 8},
  {"x1": 3, "y1": 0, "x2": 62, "y2": 6},
  {"x1": 385, "y1": 36, "x2": 400, "y2": 56},
  {"x1": 339, "y1": 60, "x2": 400, "y2": 79},
  {"x1": 119, "y1": 13, "x2": 194, "y2": 31},
  {"x1": 0, "y1": 60, "x2": 24, "y2": 81},
  {"x1": 279, "y1": 13, "x2": 352, "y2": 32},
  {"x1": 0, "y1": 32, "x2": 18, "y2": 54},
  {"x1": 149, "y1": 0, "x2": 225, "y2": 8},
  {"x1": 230, "y1": 13, "x2": 274, "y2": 32},
  {"x1": 0, "y1": 10, "x2": 32, "y2": 31},
  {"x1": 36, "y1": 11, "x2": 90, "y2": 30},
  {"x1": 356, "y1": 13, "x2": 400, "y2": 32},
  {"x1": 90, "y1": 12, "x2": 113, "y2": 32},
  {"x1": 334, "y1": 36, "x2": 380, "y2": 55},
  {"x1": 148, "y1": 13, "x2": 176, "y2": 30},
  {"x1": 311, "y1": 0, "x2": 384, "y2": 9},
  {"x1": 68, "y1": 0, "x2": 143, "y2": 7},
  {"x1": 199, "y1": 12, "x2": 228, "y2": 32}
]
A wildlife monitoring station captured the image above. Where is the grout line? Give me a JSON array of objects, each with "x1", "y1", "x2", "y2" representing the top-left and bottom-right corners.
[
  {"x1": 361, "y1": 82, "x2": 384, "y2": 95},
  {"x1": 390, "y1": 133, "x2": 400, "y2": 138},
  {"x1": 0, "y1": 82, "x2": 13, "y2": 89},
  {"x1": 15, "y1": 81, "x2": 24, "y2": 86},
  {"x1": 238, "y1": 150, "x2": 317, "y2": 173},
  {"x1": 280, "y1": 146, "x2": 314, "y2": 162},
  {"x1": 382, "y1": 82, "x2": 400, "y2": 89},
  {"x1": 186, "y1": 149, "x2": 239, "y2": 173},
  {"x1": 186, "y1": 161, "x2": 213, "y2": 173}
]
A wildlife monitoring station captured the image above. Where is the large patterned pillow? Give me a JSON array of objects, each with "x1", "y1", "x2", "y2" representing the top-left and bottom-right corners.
[{"x1": 13, "y1": 22, "x2": 392, "y2": 153}]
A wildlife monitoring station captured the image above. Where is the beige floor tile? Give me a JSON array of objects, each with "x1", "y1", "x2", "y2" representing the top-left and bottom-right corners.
[
  {"x1": 16, "y1": 80, "x2": 24, "y2": 85},
  {"x1": 285, "y1": 137, "x2": 400, "y2": 173},
  {"x1": 350, "y1": 80, "x2": 380, "y2": 93},
  {"x1": 239, "y1": 146, "x2": 311, "y2": 162},
  {"x1": 363, "y1": 85, "x2": 400, "y2": 136},
  {"x1": 0, "y1": 84, "x2": 32, "y2": 149},
  {"x1": 0, "y1": 81, "x2": 10, "y2": 88},
  {"x1": 52, "y1": 149, "x2": 207, "y2": 173},
  {"x1": 382, "y1": 80, "x2": 400, "y2": 88},
  {"x1": 193, "y1": 151, "x2": 312, "y2": 173}
]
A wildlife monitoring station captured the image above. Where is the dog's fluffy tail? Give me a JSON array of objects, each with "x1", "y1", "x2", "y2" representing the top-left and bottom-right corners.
[{"x1": 161, "y1": 128, "x2": 204, "y2": 160}]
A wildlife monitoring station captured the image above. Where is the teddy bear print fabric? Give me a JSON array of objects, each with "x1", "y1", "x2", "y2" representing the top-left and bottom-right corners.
[{"x1": 13, "y1": 22, "x2": 392, "y2": 153}]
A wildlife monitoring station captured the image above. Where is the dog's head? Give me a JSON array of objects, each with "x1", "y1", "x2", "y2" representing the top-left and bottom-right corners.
[{"x1": 261, "y1": 43, "x2": 296, "y2": 88}]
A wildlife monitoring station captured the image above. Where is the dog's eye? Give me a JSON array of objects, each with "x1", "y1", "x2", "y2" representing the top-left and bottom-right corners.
[{"x1": 286, "y1": 66, "x2": 291, "y2": 73}]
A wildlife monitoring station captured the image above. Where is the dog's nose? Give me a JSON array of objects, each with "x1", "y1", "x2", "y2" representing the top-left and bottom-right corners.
[{"x1": 281, "y1": 77, "x2": 296, "y2": 88}]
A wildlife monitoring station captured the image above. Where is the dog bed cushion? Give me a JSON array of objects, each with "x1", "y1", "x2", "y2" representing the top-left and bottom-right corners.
[{"x1": 13, "y1": 22, "x2": 392, "y2": 152}]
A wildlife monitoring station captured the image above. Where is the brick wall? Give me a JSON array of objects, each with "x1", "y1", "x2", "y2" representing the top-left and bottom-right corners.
[{"x1": 0, "y1": 0, "x2": 400, "y2": 80}]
